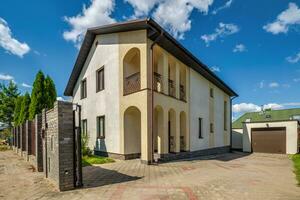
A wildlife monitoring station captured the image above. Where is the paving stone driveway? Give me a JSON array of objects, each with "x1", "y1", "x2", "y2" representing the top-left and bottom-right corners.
[{"x1": 0, "y1": 150, "x2": 299, "y2": 200}]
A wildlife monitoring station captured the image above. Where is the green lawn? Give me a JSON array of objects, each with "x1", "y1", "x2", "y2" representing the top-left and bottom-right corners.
[
  {"x1": 290, "y1": 154, "x2": 300, "y2": 186},
  {"x1": 82, "y1": 155, "x2": 115, "y2": 167}
]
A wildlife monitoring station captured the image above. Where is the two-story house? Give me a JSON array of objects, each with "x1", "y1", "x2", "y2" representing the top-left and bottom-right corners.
[{"x1": 64, "y1": 18, "x2": 238, "y2": 164}]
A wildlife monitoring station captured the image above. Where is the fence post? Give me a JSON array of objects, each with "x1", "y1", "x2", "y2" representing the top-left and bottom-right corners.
[{"x1": 35, "y1": 114, "x2": 43, "y2": 172}]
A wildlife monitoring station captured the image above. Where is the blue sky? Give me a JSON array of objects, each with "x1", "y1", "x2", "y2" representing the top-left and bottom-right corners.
[{"x1": 0, "y1": 0, "x2": 300, "y2": 119}]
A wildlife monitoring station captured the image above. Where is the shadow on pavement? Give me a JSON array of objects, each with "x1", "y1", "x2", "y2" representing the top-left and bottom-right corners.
[{"x1": 82, "y1": 165, "x2": 142, "y2": 188}]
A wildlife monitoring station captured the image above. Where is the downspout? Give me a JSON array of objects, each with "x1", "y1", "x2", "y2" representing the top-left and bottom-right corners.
[
  {"x1": 150, "y1": 29, "x2": 164, "y2": 164},
  {"x1": 230, "y1": 96, "x2": 237, "y2": 152}
]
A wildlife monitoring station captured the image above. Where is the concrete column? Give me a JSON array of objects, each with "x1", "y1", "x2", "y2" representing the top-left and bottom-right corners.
[
  {"x1": 141, "y1": 102, "x2": 152, "y2": 164},
  {"x1": 175, "y1": 62, "x2": 180, "y2": 99},
  {"x1": 162, "y1": 52, "x2": 169, "y2": 94},
  {"x1": 162, "y1": 109, "x2": 169, "y2": 154},
  {"x1": 175, "y1": 111, "x2": 180, "y2": 153}
]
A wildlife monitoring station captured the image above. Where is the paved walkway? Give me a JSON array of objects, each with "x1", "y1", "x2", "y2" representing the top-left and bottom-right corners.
[{"x1": 0, "y1": 150, "x2": 299, "y2": 199}]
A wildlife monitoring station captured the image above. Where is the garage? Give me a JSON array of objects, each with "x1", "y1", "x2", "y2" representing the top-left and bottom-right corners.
[{"x1": 251, "y1": 127, "x2": 286, "y2": 154}]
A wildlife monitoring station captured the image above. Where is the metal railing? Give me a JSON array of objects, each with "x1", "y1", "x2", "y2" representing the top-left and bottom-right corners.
[
  {"x1": 180, "y1": 85, "x2": 186, "y2": 101},
  {"x1": 168, "y1": 79, "x2": 176, "y2": 97},
  {"x1": 124, "y1": 72, "x2": 140, "y2": 95},
  {"x1": 153, "y1": 72, "x2": 163, "y2": 92}
]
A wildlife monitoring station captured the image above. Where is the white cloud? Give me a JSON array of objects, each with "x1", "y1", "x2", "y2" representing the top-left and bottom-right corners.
[
  {"x1": 212, "y1": 0, "x2": 233, "y2": 15},
  {"x1": 0, "y1": 73, "x2": 14, "y2": 81},
  {"x1": 282, "y1": 102, "x2": 300, "y2": 106},
  {"x1": 63, "y1": 0, "x2": 116, "y2": 48},
  {"x1": 210, "y1": 66, "x2": 220, "y2": 72},
  {"x1": 263, "y1": 3, "x2": 300, "y2": 34},
  {"x1": 259, "y1": 80, "x2": 265, "y2": 89},
  {"x1": 232, "y1": 103, "x2": 261, "y2": 113},
  {"x1": 153, "y1": 0, "x2": 214, "y2": 39},
  {"x1": 233, "y1": 44, "x2": 246, "y2": 52},
  {"x1": 293, "y1": 78, "x2": 300, "y2": 82},
  {"x1": 233, "y1": 103, "x2": 284, "y2": 114},
  {"x1": 0, "y1": 18, "x2": 30, "y2": 58},
  {"x1": 21, "y1": 83, "x2": 32, "y2": 88},
  {"x1": 125, "y1": 0, "x2": 162, "y2": 18},
  {"x1": 201, "y1": 22, "x2": 239, "y2": 46},
  {"x1": 269, "y1": 82, "x2": 279, "y2": 88},
  {"x1": 286, "y1": 52, "x2": 300, "y2": 63}
]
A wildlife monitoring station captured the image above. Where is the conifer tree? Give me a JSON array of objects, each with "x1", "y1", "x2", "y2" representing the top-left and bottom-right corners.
[{"x1": 29, "y1": 71, "x2": 45, "y2": 120}]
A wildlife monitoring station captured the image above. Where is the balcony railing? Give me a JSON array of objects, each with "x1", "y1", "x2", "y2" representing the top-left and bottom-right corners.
[
  {"x1": 168, "y1": 79, "x2": 176, "y2": 97},
  {"x1": 153, "y1": 72, "x2": 163, "y2": 92},
  {"x1": 180, "y1": 85, "x2": 186, "y2": 101},
  {"x1": 124, "y1": 72, "x2": 140, "y2": 95}
]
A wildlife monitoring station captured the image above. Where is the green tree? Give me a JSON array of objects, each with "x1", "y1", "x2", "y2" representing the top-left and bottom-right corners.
[
  {"x1": 44, "y1": 75, "x2": 57, "y2": 109},
  {"x1": 0, "y1": 81, "x2": 19, "y2": 128},
  {"x1": 29, "y1": 71, "x2": 57, "y2": 119},
  {"x1": 19, "y1": 93, "x2": 31, "y2": 124},
  {"x1": 29, "y1": 71, "x2": 45, "y2": 120},
  {"x1": 13, "y1": 96, "x2": 23, "y2": 125}
]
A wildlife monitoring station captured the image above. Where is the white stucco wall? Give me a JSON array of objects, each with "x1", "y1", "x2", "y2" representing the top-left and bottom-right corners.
[
  {"x1": 72, "y1": 33, "x2": 121, "y2": 154},
  {"x1": 232, "y1": 129, "x2": 243, "y2": 149},
  {"x1": 243, "y1": 121, "x2": 299, "y2": 154},
  {"x1": 189, "y1": 68, "x2": 230, "y2": 151}
]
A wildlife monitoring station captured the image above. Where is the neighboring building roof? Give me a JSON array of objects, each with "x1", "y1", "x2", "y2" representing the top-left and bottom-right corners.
[
  {"x1": 232, "y1": 108, "x2": 300, "y2": 129},
  {"x1": 64, "y1": 18, "x2": 238, "y2": 97}
]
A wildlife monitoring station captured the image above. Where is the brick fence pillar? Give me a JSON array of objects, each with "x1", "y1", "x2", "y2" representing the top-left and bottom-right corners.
[
  {"x1": 44, "y1": 101, "x2": 75, "y2": 191},
  {"x1": 25, "y1": 120, "x2": 32, "y2": 161},
  {"x1": 35, "y1": 114, "x2": 43, "y2": 172}
]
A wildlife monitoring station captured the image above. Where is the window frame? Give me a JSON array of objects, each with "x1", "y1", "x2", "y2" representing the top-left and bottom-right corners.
[
  {"x1": 81, "y1": 119, "x2": 87, "y2": 136},
  {"x1": 81, "y1": 78, "x2": 87, "y2": 99},
  {"x1": 96, "y1": 66, "x2": 105, "y2": 92},
  {"x1": 96, "y1": 115, "x2": 105, "y2": 139},
  {"x1": 198, "y1": 118, "x2": 203, "y2": 139},
  {"x1": 210, "y1": 88, "x2": 214, "y2": 98},
  {"x1": 210, "y1": 123, "x2": 214, "y2": 133}
]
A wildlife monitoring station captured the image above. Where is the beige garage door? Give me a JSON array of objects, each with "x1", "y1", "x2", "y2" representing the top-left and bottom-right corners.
[{"x1": 251, "y1": 127, "x2": 286, "y2": 154}]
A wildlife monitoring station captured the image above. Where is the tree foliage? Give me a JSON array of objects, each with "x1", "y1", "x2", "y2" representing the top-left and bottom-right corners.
[
  {"x1": 44, "y1": 75, "x2": 57, "y2": 109},
  {"x1": 19, "y1": 93, "x2": 31, "y2": 124},
  {"x1": 29, "y1": 71, "x2": 57, "y2": 120},
  {"x1": 0, "y1": 81, "x2": 19, "y2": 127},
  {"x1": 13, "y1": 96, "x2": 23, "y2": 126}
]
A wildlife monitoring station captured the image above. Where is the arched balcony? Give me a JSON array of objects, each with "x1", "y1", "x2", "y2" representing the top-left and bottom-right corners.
[{"x1": 123, "y1": 48, "x2": 141, "y2": 95}]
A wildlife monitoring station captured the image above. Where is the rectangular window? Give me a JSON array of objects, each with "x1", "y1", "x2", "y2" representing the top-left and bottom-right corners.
[
  {"x1": 198, "y1": 118, "x2": 203, "y2": 138},
  {"x1": 210, "y1": 123, "x2": 214, "y2": 133},
  {"x1": 210, "y1": 88, "x2": 214, "y2": 98},
  {"x1": 96, "y1": 67, "x2": 104, "y2": 92},
  {"x1": 97, "y1": 116, "x2": 105, "y2": 139},
  {"x1": 81, "y1": 119, "x2": 87, "y2": 136},
  {"x1": 81, "y1": 79, "x2": 87, "y2": 99},
  {"x1": 224, "y1": 101, "x2": 227, "y2": 130}
]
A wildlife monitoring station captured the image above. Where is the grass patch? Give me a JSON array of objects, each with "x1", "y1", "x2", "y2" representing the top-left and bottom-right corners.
[
  {"x1": 290, "y1": 154, "x2": 300, "y2": 186},
  {"x1": 82, "y1": 155, "x2": 115, "y2": 167},
  {"x1": 0, "y1": 145, "x2": 10, "y2": 151}
]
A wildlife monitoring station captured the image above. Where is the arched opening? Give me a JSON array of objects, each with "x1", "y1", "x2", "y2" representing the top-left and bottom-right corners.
[
  {"x1": 123, "y1": 48, "x2": 141, "y2": 95},
  {"x1": 179, "y1": 66, "x2": 186, "y2": 101},
  {"x1": 153, "y1": 47, "x2": 163, "y2": 92},
  {"x1": 124, "y1": 106, "x2": 141, "y2": 156},
  {"x1": 180, "y1": 111, "x2": 187, "y2": 152},
  {"x1": 168, "y1": 109, "x2": 176, "y2": 153},
  {"x1": 154, "y1": 106, "x2": 164, "y2": 154}
]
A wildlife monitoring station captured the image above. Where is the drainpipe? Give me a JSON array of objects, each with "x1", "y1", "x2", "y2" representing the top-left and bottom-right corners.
[
  {"x1": 150, "y1": 30, "x2": 164, "y2": 164},
  {"x1": 230, "y1": 96, "x2": 237, "y2": 152}
]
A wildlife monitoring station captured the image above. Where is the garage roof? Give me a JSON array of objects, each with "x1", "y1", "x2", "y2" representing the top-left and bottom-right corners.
[
  {"x1": 64, "y1": 18, "x2": 238, "y2": 97},
  {"x1": 233, "y1": 108, "x2": 300, "y2": 129}
]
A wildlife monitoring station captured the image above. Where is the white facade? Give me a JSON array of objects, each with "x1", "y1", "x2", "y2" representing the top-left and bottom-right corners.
[
  {"x1": 71, "y1": 30, "x2": 233, "y2": 160},
  {"x1": 72, "y1": 34, "x2": 121, "y2": 154}
]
